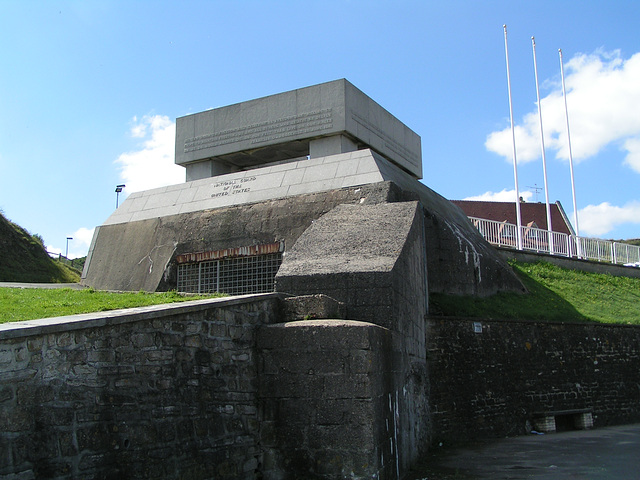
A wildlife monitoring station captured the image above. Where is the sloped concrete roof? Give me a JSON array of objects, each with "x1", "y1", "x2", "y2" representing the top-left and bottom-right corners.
[{"x1": 276, "y1": 201, "x2": 420, "y2": 276}]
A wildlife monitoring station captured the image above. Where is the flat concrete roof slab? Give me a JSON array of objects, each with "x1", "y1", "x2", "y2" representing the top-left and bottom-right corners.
[{"x1": 175, "y1": 79, "x2": 422, "y2": 179}]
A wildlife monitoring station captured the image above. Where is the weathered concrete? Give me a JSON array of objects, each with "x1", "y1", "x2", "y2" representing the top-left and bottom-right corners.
[
  {"x1": 257, "y1": 319, "x2": 395, "y2": 479},
  {"x1": 276, "y1": 201, "x2": 430, "y2": 477},
  {"x1": 84, "y1": 169, "x2": 523, "y2": 299},
  {"x1": 82, "y1": 181, "x2": 405, "y2": 292},
  {"x1": 280, "y1": 294, "x2": 346, "y2": 322},
  {"x1": 175, "y1": 79, "x2": 422, "y2": 180},
  {"x1": 85, "y1": 79, "x2": 523, "y2": 299},
  {"x1": 100, "y1": 149, "x2": 400, "y2": 226}
]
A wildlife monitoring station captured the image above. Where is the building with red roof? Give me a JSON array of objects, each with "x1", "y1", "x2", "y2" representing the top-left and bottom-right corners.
[{"x1": 451, "y1": 200, "x2": 575, "y2": 235}]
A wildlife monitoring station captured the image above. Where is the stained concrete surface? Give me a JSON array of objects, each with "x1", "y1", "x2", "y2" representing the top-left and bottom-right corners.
[{"x1": 407, "y1": 423, "x2": 640, "y2": 479}]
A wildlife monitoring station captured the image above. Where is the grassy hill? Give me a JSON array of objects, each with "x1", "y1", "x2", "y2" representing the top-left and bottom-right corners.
[
  {"x1": 430, "y1": 260, "x2": 640, "y2": 324},
  {"x1": 0, "y1": 212, "x2": 80, "y2": 283}
]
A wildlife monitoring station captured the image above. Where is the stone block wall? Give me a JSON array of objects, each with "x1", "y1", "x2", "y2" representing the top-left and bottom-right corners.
[
  {"x1": 0, "y1": 295, "x2": 281, "y2": 480},
  {"x1": 4, "y1": 275, "x2": 640, "y2": 478},
  {"x1": 427, "y1": 317, "x2": 640, "y2": 446}
]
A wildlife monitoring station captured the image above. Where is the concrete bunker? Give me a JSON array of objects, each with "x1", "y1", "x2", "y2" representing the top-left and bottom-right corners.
[{"x1": 80, "y1": 79, "x2": 526, "y2": 478}]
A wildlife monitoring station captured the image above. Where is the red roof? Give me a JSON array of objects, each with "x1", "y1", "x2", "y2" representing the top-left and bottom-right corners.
[{"x1": 451, "y1": 200, "x2": 574, "y2": 235}]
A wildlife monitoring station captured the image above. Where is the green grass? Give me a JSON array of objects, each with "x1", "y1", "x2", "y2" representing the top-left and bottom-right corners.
[
  {"x1": 0, "y1": 288, "x2": 224, "y2": 324},
  {"x1": 0, "y1": 212, "x2": 81, "y2": 283},
  {"x1": 430, "y1": 261, "x2": 640, "y2": 325}
]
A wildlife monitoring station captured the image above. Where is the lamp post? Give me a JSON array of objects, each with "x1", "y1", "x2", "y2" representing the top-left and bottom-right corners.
[
  {"x1": 66, "y1": 237, "x2": 73, "y2": 259},
  {"x1": 115, "y1": 184, "x2": 126, "y2": 209}
]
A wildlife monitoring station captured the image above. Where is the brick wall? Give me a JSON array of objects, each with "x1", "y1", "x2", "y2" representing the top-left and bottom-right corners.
[{"x1": 427, "y1": 317, "x2": 640, "y2": 445}]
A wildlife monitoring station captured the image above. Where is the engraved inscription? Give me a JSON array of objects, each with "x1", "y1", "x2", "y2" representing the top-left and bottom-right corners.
[
  {"x1": 350, "y1": 112, "x2": 420, "y2": 167},
  {"x1": 210, "y1": 176, "x2": 257, "y2": 198},
  {"x1": 185, "y1": 109, "x2": 334, "y2": 153}
]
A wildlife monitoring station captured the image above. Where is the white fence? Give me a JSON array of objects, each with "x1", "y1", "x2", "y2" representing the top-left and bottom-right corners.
[{"x1": 469, "y1": 217, "x2": 640, "y2": 266}]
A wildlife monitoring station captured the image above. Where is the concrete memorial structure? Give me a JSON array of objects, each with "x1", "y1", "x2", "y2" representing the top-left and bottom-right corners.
[
  {"x1": 83, "y1": 79, "x2": 519, "y2": 298},
  {"x1": 175, "y1": 79, "x2": 422, "y2": 180},
  {"x1": 80, "y1": 79, "x2": 525, "y2": 479}
]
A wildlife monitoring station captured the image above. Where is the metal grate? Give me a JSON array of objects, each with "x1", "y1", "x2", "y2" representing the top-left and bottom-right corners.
[{"x1": 177, "y1": 252, "x2": 282, "y2": 295}]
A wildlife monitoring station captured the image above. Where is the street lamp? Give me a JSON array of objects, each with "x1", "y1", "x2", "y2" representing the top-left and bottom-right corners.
[
  {"x1": 66, "y1": 237, "x2": 73, "y2": 259},
  {"x1": 115, "y1": 184, "x2": 126, "y2": 209}
]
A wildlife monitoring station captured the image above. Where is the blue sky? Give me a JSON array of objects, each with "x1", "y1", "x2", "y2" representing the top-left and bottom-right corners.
[{"x1": 1, "y1": 1, "x2": 640, "y2": 258}]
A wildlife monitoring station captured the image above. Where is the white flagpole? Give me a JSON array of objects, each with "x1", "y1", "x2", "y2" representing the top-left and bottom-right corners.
[
  {"x1": 532, "y1": 36, "x2": 554, "y2": 254},
  {"x1": 504, "y1": 25, "x2": 523, "y2": 250},
  {"x1": 559, "y1": 48, "x2": 581, "y2": 257}
]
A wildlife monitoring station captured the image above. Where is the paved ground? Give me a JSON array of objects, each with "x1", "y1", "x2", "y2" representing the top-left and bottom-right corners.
[
  {"x1": 406, "y1": 423, "x2": 640, "y2": 479},
  {"x1": 0, "y1": 282, "x2": 85, "y2": 289}
]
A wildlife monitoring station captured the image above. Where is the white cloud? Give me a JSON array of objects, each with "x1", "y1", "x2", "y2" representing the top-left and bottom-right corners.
[
  {"x1": 129, "y1": 115, "x2": 147, "y2": 138},
  {"x1": 115, "y1": 115, "x2": 184, "y2": 193},
  {"x1": 486, "y1": 49, "x2": 640, "y2": 168},
  {"x1": 47, "y1": 227, "x2": 96, "y2": 259},
  {"x1": 623, "y1": 137, "x2": 640, "y2": 173},
  {"x1": 72, "y1": 227, "x2": 95, "y2": 250},
  {"x1": 46, "y1": 244, "x2": 62, "y2": 257},
  {"x1": 578, "y1": 201, "x2": 640, "y2": 237},
  {"x1": 485, "y1": 124, "x2": 541, "y2": 163},
  {"x1": 463, "y1": 188, "x2": 533, "y2": 202}
]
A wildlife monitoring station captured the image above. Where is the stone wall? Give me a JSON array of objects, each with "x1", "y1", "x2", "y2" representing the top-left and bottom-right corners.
[
  {"x1": 0, "y1": 295, "x2": 281, "y2": 480},
  {"x1": 3, "y1": 292, "x2": 640, "y2": 478},
  {"x1": 0, "y1": 294, "x2": 413, "y2": 480},
  {"x1": 427, "y1": 317, "x2": 640, "y2": 446}
]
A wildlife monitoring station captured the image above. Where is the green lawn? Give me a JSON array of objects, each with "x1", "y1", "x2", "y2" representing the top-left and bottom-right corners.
[
  {"x1": 2, "y1": 261, "x2": 639, "y2": 325},
  {"x1": 0, "y1": 288, "x2": 223, "y2": 324},
  {"x1": 430, "y1": 261, "x2": 640, "y2": 324}
]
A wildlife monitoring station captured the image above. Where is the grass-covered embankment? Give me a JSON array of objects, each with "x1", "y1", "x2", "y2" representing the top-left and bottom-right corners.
[
  {"x1": 0, "y1": 288, "x2": 224, "y2": 324},
  {"x1": 430, "y1": 261, "x2": 640, "y2": 325},
  {"x1": 0, "y1": 212, "x2": 81, "y2": 283},
  {"x1": 2, "y1": 261, "x2": 638, "y2": 325}
]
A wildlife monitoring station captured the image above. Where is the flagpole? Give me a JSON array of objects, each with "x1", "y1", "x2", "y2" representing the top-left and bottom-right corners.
[
  {"x1": 532, "y1": 36, "x2": 554, "y2": 254},
  {"x1": 559, "y1": 48, "x2": 581, "y2": 257},
  {"x1": 504, "y1": 25, "x2": 523, "y2": 250}
]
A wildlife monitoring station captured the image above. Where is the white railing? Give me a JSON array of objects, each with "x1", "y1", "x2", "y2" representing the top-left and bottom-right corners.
[{"x1": 469, "y1": 217, "x2": 640, "y2": 266}]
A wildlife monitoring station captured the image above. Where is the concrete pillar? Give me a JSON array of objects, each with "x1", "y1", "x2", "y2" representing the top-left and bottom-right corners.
[{"x1": 309, "y1": 134, "x2": 358, "y2": 158}]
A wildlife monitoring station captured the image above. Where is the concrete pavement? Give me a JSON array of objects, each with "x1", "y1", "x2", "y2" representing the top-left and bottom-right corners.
[{"x1": 407, "y1": 423, "x2": 640, "y2": 479}]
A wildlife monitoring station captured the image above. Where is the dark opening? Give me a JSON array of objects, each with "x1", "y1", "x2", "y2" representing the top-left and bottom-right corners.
[{"x1": 554, "y1": 413, "x2": 577, "y2": 432}]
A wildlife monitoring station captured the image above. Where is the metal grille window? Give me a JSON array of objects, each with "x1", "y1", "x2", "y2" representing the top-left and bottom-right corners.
[{"x1": 176, "y1": 242, "x2": 283, "y2": 295}]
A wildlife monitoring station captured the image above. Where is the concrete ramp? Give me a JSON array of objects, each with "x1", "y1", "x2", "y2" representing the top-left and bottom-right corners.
[{"x1": 276, "y1": 202, "x2": 419, "y2": 276}]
